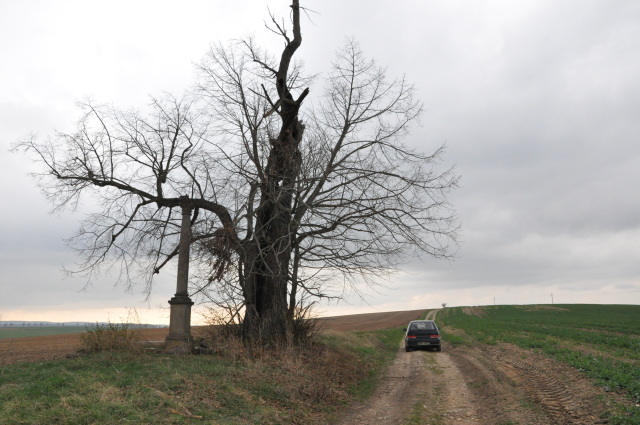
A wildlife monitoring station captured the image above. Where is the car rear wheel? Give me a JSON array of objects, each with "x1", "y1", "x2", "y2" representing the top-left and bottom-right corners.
[
  {"x1": 405, "y1": 346, "x2": 412, "y2": 352},
  {"x1": 435, "y1": 345, "x2": 441, "y2": 352}
]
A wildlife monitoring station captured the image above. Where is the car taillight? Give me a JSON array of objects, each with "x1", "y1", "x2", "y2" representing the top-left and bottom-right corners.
[
  {"x1": 406, "y1": 335, "x2": 417, "y2": 338},
  {"x1": 430, "y1": 335, "x2": 440, "y2": 338}
]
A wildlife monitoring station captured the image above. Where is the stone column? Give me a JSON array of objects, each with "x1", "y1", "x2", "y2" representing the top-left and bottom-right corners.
[{"x1": 165, "y1": 200, "x2": 195, "y2": 354}]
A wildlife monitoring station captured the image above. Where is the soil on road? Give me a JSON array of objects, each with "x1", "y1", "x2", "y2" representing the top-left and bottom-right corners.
[{"x1": 338, "y1": 309, "x2": 614, "y2": 425}]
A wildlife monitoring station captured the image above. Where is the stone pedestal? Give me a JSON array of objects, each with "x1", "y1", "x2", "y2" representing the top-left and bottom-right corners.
[{"x1": 165, "y1": 295, "x2": 194, "y2": 354}]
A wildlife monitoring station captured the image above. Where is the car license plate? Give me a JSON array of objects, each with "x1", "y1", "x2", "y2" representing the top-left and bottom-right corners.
[{"x1": 417, "y1": 342, "x2": 430, "y2": 346}]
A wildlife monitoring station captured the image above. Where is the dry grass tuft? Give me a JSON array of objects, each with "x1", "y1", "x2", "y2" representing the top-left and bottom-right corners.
[{"x1": 79, "y1": 322, "x2": 142, "y2": 354}]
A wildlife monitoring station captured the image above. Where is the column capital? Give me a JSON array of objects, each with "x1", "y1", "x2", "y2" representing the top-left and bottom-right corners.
[{"x1": 178, "y1": 195, "x2": 193, "y2": 212}]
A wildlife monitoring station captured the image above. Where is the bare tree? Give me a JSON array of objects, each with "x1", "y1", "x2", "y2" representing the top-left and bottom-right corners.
[
  {"x1": 15, "y1": 94, "x2": 233, "y2": 291},
  {"x1": 14, "y1": 1, "x2": 458, "y2": 346},
  {"x1": 285, "y1": 40, "x2": 459, "y2": 316}
]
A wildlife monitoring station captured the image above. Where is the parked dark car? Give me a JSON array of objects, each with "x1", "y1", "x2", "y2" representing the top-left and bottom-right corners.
[{"x1": 403, "y1": 320, "x2": 441, "y2": 352}]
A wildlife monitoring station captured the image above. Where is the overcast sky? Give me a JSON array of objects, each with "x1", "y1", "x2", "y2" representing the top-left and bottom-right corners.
[{"x1": 1, "y1": 0, "x2": 639, "y2": 324}]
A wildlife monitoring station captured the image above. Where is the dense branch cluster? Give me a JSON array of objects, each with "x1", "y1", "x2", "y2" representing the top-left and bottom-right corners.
[{"x1": 14, "y1": 1, "x2": 459, "y2": 344}]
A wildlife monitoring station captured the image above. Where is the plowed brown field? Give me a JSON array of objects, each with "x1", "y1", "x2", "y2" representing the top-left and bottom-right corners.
[{"x1": 0, "y1": 309, "x2": 426, "y2": 365}]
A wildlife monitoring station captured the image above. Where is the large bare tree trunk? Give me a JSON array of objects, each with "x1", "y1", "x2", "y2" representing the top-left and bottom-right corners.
[{"x1": 242, "y1": 0, "x2": 308, "y2": 346}]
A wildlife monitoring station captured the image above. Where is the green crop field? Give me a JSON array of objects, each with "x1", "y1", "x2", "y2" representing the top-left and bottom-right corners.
[
  {"x1": 439, "y1": 304, "x2": 640, "y2": 424},
  {"x1": 0, "y1": 326, "x2": 88, "y2": 340}
]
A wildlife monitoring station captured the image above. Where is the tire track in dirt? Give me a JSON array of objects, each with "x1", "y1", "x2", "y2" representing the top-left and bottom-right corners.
[
  {"x1": 427, "y1": 309, "x2": 543, "y2": 424},
  {"x1": 337, "y1": 309, "x2": 489, "y2": 425},
  {"x1": 435, "y1": 308, "x2": 610, "y2": 424},
  {"x1": 341, "y1": 308, "x2": 613, "y2": 425},
  {"x1": 436, "y1": 304, "x2": 611, "y2": 424},
  {"x1": 336, "y1": 339, "x2": 432, "y2": 425},
  {"x1": 491, "y1": 346, "x2": 609, "y2": 424},
  {"x1": 431, "y1": 351, "x2": 483, "y2": 424},
  {"x1": 442, "y1": 345, "x2": 555, "y2": 424}
]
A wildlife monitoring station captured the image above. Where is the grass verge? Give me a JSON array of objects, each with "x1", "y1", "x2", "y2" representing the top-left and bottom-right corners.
[{"x1": 0, "y1": 327, "x2": 402, "y2": 424}]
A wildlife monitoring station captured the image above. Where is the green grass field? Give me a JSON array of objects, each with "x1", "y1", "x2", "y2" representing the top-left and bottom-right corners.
[
  {"x1": 0, "y1": 326, "x2": 88, "y2": 340},
  {"x1": 439, "y1": 304, "x2": 640, "y2": 424},
  {"x1": 0, "y1": 325, "x2": 403, "y2": 424}
]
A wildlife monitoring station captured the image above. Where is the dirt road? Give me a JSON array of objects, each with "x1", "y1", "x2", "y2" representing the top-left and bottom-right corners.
[{"x1": 338, "y1": 309, "x2": 612, "y2": 425}]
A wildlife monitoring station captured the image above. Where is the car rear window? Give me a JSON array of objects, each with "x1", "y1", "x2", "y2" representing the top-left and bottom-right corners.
[{"x1": 410, "y1": 322, "x2": 435, "y2": 331}]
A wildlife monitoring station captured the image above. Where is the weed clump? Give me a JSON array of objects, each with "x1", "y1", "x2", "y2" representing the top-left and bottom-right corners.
[
  {"x1": 195, "y1": 306, "x2": 322, "y2": 357},
  {"x1": 80, "y1": 322, "x2": 141, "y2": 353}
]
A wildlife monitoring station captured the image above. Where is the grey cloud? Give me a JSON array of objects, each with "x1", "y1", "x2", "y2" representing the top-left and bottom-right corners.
[{"x1": 2, "y1": 1, "x2": 640, "y2": 321}]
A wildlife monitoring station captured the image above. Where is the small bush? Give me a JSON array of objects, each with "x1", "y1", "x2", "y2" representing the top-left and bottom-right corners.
[
  {"x1": 195, "y1": 308, "x2": 245, "y2": 359},
  {"x1": 197, "y1": 305, "x2": 322, "y2": 357},
  {"x1": 291, "y1": 313, "x2": 321, "y2": 346},
  {"x1": 80, "y1": 322, "x2": 141, "y2": 353}
]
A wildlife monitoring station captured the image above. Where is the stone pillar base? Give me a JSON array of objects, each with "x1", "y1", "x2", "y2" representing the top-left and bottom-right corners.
[{"x1": 165, "y1": 295, "x2": 194, "y2": 355}]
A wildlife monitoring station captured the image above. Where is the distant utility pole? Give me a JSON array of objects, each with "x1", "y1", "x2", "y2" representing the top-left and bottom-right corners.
[
  {"x1": 551, "y1": 293, "x2": 554, "y2": 304},
  {"x1": 493, "y1": 297, "x2": 496, "y2": 306}
]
